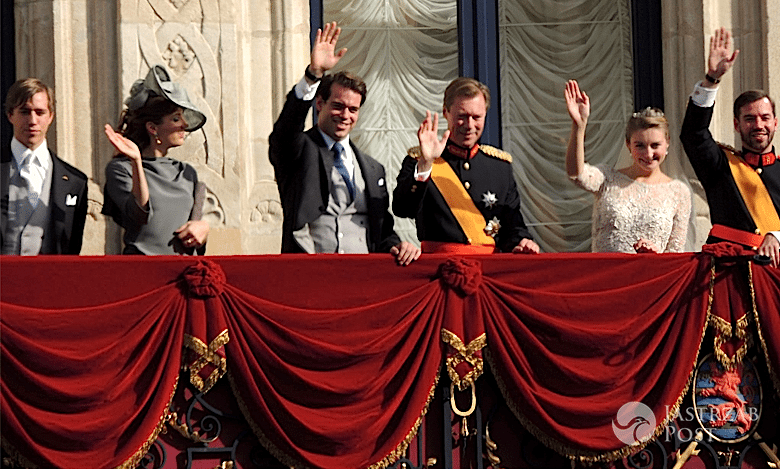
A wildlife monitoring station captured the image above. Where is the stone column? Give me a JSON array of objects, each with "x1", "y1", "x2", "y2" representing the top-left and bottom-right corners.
[
  {"x1": 765, "y1": 0, "x2": 780, "y2": 102},
  {"x1": 245, "y1": 0, "x2": 311, "y2": 253},
  {"x1": 14, "y1": 0, "x2": 118, "y2": 254}
]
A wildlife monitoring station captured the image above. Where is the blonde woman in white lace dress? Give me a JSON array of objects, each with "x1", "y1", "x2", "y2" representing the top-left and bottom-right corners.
[{"x1": 564, "y1": 80, "x2": 691, "y2": 253}]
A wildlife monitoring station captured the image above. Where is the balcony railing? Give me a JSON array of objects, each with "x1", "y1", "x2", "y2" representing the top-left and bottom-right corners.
[{"x1": 1, "y1": 250, "x2": 779, "y2": 468}]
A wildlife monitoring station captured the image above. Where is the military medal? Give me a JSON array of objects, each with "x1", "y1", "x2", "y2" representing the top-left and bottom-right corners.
[
  {"x1": 484, "y1": 217, "x2": 501, "y2": 237},
  {"x1": 482, "y1": 191, "x2": 497, "y2": 209}
]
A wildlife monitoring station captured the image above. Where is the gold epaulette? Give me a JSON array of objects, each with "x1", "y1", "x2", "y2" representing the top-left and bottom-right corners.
[
  {"x1": 479, "y1": 144, "x2": 512, "y2": 163},
  {"x1": 408, "y1": 146, "x2": 422, "y2": 159},
  {"x1": 718, "y1": 142, "x2": 741, "y2": 156}
]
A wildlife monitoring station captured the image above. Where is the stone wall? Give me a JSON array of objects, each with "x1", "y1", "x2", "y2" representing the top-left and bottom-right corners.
[
  {"x1": 13, "y1": 0, "x2": 311, "y2": 255},
  {"x1": 11, "y1": 0, "x2": 779, "y2": 254}
]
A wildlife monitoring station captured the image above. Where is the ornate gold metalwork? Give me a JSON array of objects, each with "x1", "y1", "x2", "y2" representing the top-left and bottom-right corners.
[{"x1": 184, "y1": 329, "x2": 229, "y2": 393}]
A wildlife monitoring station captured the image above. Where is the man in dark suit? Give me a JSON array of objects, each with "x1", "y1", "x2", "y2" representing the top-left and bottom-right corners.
[
  {"x1": 269, "y1": 21, "x2": 419, "y2": 265},
  {"x1": 680, "y1": 28, "x2": 779, "y2": 266},
  {"x1": 2, "y1": 78, "x2": 88, "y2": 255}
]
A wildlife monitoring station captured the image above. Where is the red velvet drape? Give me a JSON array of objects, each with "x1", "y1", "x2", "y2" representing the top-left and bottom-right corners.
[{"x1": 1, "y1": 252, "x2": 777, "y2": 469}]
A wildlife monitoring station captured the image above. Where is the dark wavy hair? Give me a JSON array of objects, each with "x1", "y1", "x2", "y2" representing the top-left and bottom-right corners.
[
  {"x1": 317, "y1": 71, "x2": 367, "y2": 106},
  {"x1": 116, "y1": 96, "x2": 181, "y2": 150}
]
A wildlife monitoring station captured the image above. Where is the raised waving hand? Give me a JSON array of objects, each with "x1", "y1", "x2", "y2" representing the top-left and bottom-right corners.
[
  {"x1": 415, "y1": 110, "x2": 450, "y2": 173},
  {"x1": 565, "y1": 80, "x2": 590, "y2": 127},
  {"x1": 564, "y1": 80, "x2": 590, "y2": 177},
  {"x1": 309, "y1": 22, "x2": 348, "y2": 78},
  {"x1": 707, "y1": 27, "x2": 739, "y2": 82}
]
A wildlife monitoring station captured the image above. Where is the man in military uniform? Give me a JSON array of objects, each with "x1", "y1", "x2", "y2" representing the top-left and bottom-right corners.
[
  {"x1": 393, "y1": 77, "x2": 539, "y2": 254},
  {"x1": 680, "y1": 28, "x2": 779, "y2": 266}
]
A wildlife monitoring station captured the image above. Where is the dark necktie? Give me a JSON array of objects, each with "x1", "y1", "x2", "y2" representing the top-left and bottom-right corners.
[{"x1": 333, "y1": 142, "x2": 355, "y2": 200}]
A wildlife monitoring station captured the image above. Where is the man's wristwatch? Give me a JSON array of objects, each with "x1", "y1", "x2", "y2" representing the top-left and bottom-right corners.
[
  {"x1": 305, "y1": 66, "x2": 322, "y2": 82},
  {"x1": 705, "y1": 73, "x2": 720, "y2": 84}
]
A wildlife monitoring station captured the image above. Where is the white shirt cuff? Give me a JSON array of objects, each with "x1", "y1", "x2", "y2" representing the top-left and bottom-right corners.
[
  {"x1": 413, "y1": 164, "x2": 432, "y2": 181},
  {"x1": 690, "y1": 81, "x2": 718, "y2": 108},
  {"x1": 294, "y1": 75, "x2": 319, "y2": 101}
]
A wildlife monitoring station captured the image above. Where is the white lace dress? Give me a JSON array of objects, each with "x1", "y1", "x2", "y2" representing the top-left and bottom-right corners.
[{"x1": 571, "y1": 163, "x2": 692, "y2": 253}]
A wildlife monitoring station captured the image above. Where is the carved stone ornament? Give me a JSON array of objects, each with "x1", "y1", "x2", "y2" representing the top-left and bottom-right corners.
[{"x1": 162, "y1": 36, "x2": 195, "y2": 75}]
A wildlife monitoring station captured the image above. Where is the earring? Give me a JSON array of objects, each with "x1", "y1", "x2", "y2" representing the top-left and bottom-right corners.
[{"x1": 153, "y1": 134, "x2": 162, "y2": 145}]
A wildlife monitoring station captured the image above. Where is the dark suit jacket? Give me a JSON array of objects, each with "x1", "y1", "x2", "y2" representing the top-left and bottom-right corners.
[
  {"x1": 680, "y1": 98, "x2": 780, "y2": 240},
  {"x1": 1, "y1": 144, "x2": 89, "y2": 254},
  {"x1": 269, "y1": 87, "x2": 400, "y2": 253}
]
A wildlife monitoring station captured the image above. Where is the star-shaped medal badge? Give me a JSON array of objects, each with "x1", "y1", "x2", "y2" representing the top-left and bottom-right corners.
[
  {"x1": 484, "y1": 217, "x2": 501, "y2": 238},
  {"x1": 482, "y1": 191, "x2": 497, "y2": 209}
]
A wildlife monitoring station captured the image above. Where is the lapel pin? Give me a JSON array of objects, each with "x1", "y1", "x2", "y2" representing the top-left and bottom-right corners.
[
  {"x1": 378, "y1": 178, "x2": 385, "y2": 187},
  {"x1": 65, "y1": 194, "x2": 77, "y2": 206},
  {"x1": 62, "y1": 175, "x2": 69, "y2": 180}
]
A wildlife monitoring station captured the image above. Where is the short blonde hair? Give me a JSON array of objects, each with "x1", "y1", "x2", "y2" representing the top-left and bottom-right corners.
[
  {"x1": 443, "y1": 77, "x2": 491, "y2": 111},
  {"x1": 625, "y1": 107, "x2": 668, "y2": 142}
]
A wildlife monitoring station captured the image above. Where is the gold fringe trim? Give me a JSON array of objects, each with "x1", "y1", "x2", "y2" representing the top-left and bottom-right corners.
[
  {"x1": 712, "y1": 329, "x2": 751, "y2": 370},
  {"x1": 115, "y1": 374, "x2": 180, "y2": 469},
  {"x1": 366, "y1": 370, "x2": 440, "y2": 469},
  {"x1": 706, "y1": 261, "x2": 752, "y2": 370},
  {"x1": 708, "y1": 314, "x2": 732, "y2": 337},
  {"x1": 749, "y1": 263, "x2": 780, "y2": 396},
  {"x1": 228, "y1": 368, "x2": 440, "y2": 469},
  {"x1": 441, "y1": 329, "x2": 486, "y2": 390},
  {"x1": 483, "y1": 269, "x2": 710, "y2": 465},
  {"x1": 408, "y1": 144, "x2": 512, "y2": 163},
  {"x1": 718, "y1": 142, "x2": 741, "y2": 156},
  {"x1": 1, "y1": 374, "x2": 181, "y2": 469},
  {"x1": 479, "y1": 145, "x2": 512, "y2": 163},
  {"x1": 227, "y1": 371, "x2": 306, "y2": 469},
  {"x1": 184, "y1": 329, "x2": 229, "y2": 393}
]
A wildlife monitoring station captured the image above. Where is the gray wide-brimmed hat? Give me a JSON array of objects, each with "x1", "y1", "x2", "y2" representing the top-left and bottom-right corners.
[{"x1": 124, "y1": 65, "x2": 206, "y2": 132}]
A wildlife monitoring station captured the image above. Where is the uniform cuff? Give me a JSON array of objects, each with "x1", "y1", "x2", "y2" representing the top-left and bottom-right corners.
[{"x1": 413, "y1": 164, "x2": 432, "y2": 182}]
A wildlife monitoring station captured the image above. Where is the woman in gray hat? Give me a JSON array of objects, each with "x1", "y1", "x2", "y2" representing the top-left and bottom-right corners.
[{"x1": 102, "y1": 65, "x2": 209, "y2": 255}]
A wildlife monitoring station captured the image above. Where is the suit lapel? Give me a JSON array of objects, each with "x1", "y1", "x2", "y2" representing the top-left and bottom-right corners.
[
  {"x1": 307, "y1": 127, "x2": 335, "y2": 206},
  {"x1": 49, "y1": 155, "x2": 70, "y2": 248},
  {"x1": 354, "y1": 146, "x2": 379, "y2": 197},
  {"x1": 1, "y1": 146, "x2": 12, "y2": 240}
]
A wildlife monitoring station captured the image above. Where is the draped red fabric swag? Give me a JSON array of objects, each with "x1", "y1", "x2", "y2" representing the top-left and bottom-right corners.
[{"x1": 2, "y1": 252, "x2": 778, "y2": 468}]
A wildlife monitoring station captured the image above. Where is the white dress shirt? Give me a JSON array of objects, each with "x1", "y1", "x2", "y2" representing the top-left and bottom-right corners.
[{"x1": 11, "y1": 137, "x2": 51, "y2": 204}]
